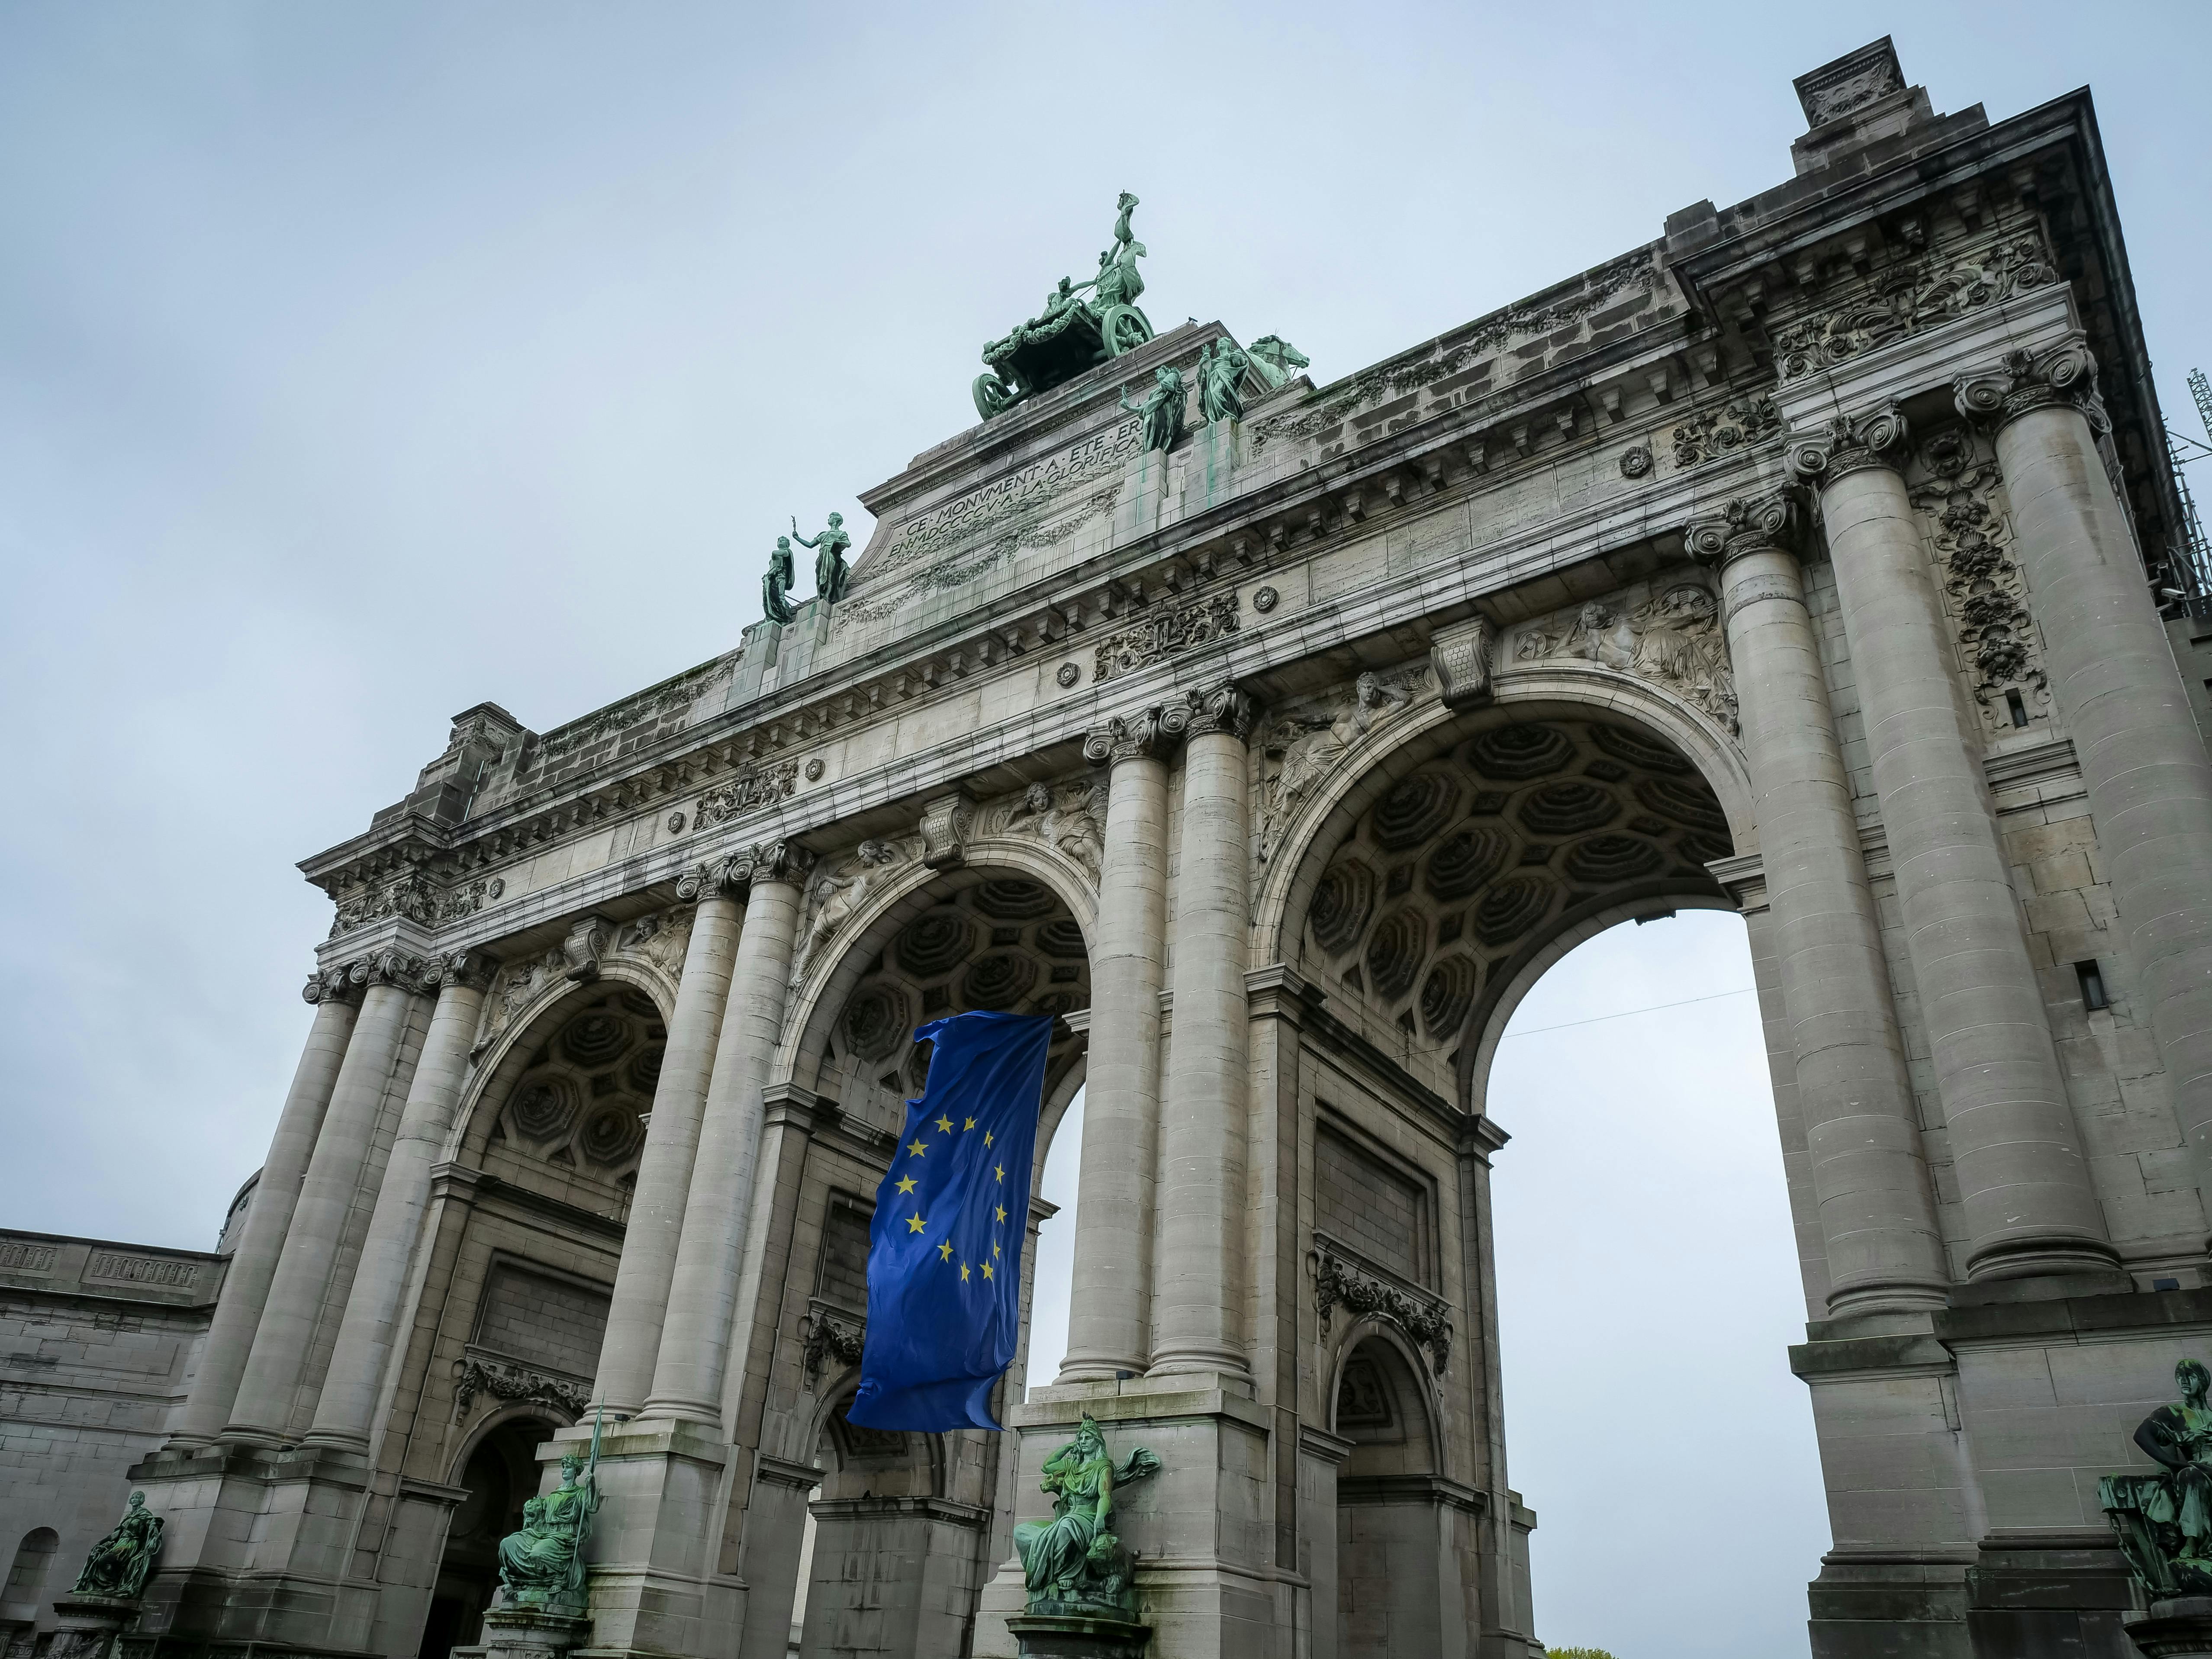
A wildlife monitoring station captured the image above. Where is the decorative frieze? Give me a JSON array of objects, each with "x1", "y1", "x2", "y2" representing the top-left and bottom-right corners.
[
  {"x1": 451, "y1": 1349, "x2": 592, "y2": 1422},
  {"x1": 1314, "y1": 1240, "x2": 1452, "y2": 1374},
  {"x1": 1507, "y1": 578, "x2": 1737, "y2": 734},
  {"x1": 1667, "y1": 395, "x2": 1780, "y2": 469},
  {"x1": 1770, "y1": 232, "x2": 2054, "y2": 383},
  {"x1": 979, "y1": 776, "x2": 1108, "y2": 887},
  {"x1": 1092, "y1": 592, "x2": 1240, "y2": 684},
  {"x1": 695, "y1": 761, "x2": 799, "y2": 828}
]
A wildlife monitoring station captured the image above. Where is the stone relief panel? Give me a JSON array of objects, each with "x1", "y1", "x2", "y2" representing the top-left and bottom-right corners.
[
  {"x1": 793, "y1": 834, "x2": 928, "y2": 985},
  {"x1": 1300, "y1": 718, "x2": 1732, "y2": 1060},
  {"x1": 1255, "y1": 661, "x2": 1437, "y2": 871},
  {"x1": 1662, "y1": 395, "x2": 1780, "y2": 471},
  {"x1": 1769, "y1": 228, "x2": 2055, "y2": 385},
  {"x1": 695, "y1": 760, "x2": 799, "y2": 827},
  {"x1": 470, "y1": 907, "x2": 690, "y2": 1063},
  {"x1": 1092, "y1": 591, "x2": 1240, "y2": 684},
  {"x1": 973, "y1": 774, "x2": 1108, "y2": 888},
  {"x1": 1905, "y1": 427, "x2": 2050, "y2": 736},
  {"x1": 1503, "y1": 575, "x2": 1736, "y2": 733}
]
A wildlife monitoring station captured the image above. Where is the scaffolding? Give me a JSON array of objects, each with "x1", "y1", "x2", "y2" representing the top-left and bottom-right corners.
[{"x1": 2170, "y1": 368, "x2": 2212, "y2": 606}]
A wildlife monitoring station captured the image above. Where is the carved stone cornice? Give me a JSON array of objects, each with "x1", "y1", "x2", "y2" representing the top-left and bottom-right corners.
[
  {"x1": 1784, "y1": 406, "x2": 1909, "y2": 488},
  {"x1": 1082, "y1": 702, "x2": 1188, "y2": 766},
  {"x1": 427, "y1": 949, "x2": 499, "y2": 995},
  {"x1": 1953, "y1": 334, "x2": 2107, "y2": 436},
  {"x1": 1313, "y1": 1239, "x2": 1452, "y2": 1374},
  {"x1": 1181, "y1": 683, "x2": 1256, "y2": 743},
  {"x1": 1684, "y1": 490, "x2": 1804, "y2": 577}
]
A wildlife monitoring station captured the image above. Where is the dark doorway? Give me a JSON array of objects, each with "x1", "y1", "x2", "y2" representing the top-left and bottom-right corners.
[{"x1": 419, "y1": 1416, "x2": 556, "y2": 1659}]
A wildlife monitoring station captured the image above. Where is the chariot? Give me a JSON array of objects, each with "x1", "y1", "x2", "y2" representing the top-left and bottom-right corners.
[{"x1": 972, "y1": 193, "x2": 1155, "y2": 421}]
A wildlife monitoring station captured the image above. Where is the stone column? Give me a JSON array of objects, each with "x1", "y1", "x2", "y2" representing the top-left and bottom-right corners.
[
  {"x1": 1957, "y1": 338, "x2": 2212, "y2": 1242},
  {"x1": 1687, "y1": 493, "x2": 1951, "y2": 1313},
  {"x1": 590, "y1": 866, "x2": 746, "y2": 1415},
  {"x1": 225, "y1": 951, "x2": 431, "y2": 1441},
  {"x1": 167, "y1": 970, "x2": 360, "y2": 1447},
  {"x1": 303, "y1": 950, "x2": 494, "y2": 1449},
  {"x1": 1789, "y1": 408, "x2": 2117, "y2": 1279},
  {"x1": 1057, "y1": 703, "x2": 1178, "y2": 1382},
  {"x1": 638, "y1": 841, "x2": 811, "y2": 1425},
  {"x1": 1149, "y1": 684, "x2": 1255, "y2": 1377}
]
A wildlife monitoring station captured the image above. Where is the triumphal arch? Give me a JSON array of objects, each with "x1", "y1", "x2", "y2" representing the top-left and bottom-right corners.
[{"x1": 15, "y1": 37, "x2": 2212, "y2": 1659}]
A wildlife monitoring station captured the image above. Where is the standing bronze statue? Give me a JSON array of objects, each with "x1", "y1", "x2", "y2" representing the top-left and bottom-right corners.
[
  {"x1": 791, "y1": 512, "x2": 853, "y2": 605},
  {"x1": 1118, "y1": 365, "x2": 1186, "y2": 455},
  {"x1": 2102, "y1": 1358, "x2": 2212, "y2": 1595},
  {"x1": 762, "y1": 534, "x2": 798, "y2": 626},
  {"x1": 1196, "y1": 336, "x2": 1250, "y2": 425},
  {"x1": 71, "y1": 1491, "x2": 163, "y2": 1600}
]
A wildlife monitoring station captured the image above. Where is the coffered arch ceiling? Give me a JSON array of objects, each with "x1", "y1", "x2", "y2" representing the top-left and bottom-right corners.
[
  {"x1": 1291, "y1": 715, "x2": 1735, "y2": 1102},
  {"x1": 804, "y1": 866, "x2": 1091, "y2": 1146},
  {"x1": 464, "y1": 984, "x2": 667, "y2": 1221}
]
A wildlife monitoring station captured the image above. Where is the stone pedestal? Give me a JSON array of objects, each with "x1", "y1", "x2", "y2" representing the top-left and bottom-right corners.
[
  {"x1": 451, "y1": 1605, "x2": 590, "y2": 1659},
  {"x1": 40, "y1": 1596, "x2": 138, "y2": 1659},
  {"x1": 1006, "y1": 1612, "x2": 1151, "y2": 1659},
  {"x1": 2129, "y1": 1598, "x2": 2212, "y2": 1659}
]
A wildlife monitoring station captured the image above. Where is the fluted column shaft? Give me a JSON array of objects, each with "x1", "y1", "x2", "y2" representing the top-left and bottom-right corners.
[
  {"x1": 168, "y1": 983, "x2": 359, "y2": 1447},
  {"x1": 1961, "y1": 341, "x2": 2212, "y2": 1244},
  {"x1": 591, "y1": 884, "x2": 744, "y2": 1415},
  {"x1": 306, "y1": 956, "x2": 491, "y2": 1447},
  {"x1": 1793, "y1": 412, "x2": 2116, "y2": 1278},
  {"x1": 225, "y1": 964, "x2": 430, "y2": 1440},
  {"x1": 639, "y1": 846, "x2": 808, "y2": 1425},
  {"x1": 1058, "y1": 706, "x2": 1175, "y2": 1381},
  {"x1": 1150, "y1": 688, "x2": 1255, "y2": 1376},
  {"x1": 1694, "y1": 500, "x2": 1949, "y2": 1311}
]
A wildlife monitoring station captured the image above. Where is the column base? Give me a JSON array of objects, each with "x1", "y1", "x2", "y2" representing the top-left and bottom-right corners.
[
  {"x1": 2128, "y1": 1599, "x2": 2212, "y2": 1659},
  {"x1": 975, "y1": 1374, "x2": 1294, "y2": 1659},
  {"x1": 1006, "y1": 1613, "x2": 1153, "y2": 1659},
  {"x1": 42, "y1": 1596, "x2": 140, "y2": 1659}
]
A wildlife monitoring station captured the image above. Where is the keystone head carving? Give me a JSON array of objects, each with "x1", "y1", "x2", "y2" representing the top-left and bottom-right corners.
[
  {"x1": 1954, "y1": 335, "x2": 2106, "y2": 434},
  {"x1": 1784, "y1": 405, "x2": 1909, "y2": 486}
]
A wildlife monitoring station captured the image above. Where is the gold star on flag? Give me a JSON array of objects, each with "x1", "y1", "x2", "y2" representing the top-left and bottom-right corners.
[
  {"x1": 896, "y1": 1175, "x2": 917, "y2": 1195},
  {"x1": 995, "y1": 1205, "x2": 1007, "y2": 1223},
  {"x1": 906, "y1": 1212, "x2": 926, "y2": 1234},
  {"x1": 984, "y1": 1130, "x2": 993, "y2": 1147},
  {"x1": 992, "y1": 1241, "x2": 1001, "y2": 1258},
  {"x1": 935, "y1": 1115, "x2": 954, "y2": 1133},
  {"x1": 963, "y1": 1116, "x2": 976, "y2": 1130},
  {"x1": 995, "y1": 1165, "x2": 1005, "y2": 1182},
  {"x1": 937, "y1": 1240, "x2": 953, "y2": 1261},
  {"x1": 960, "y1": 1263, "x2": 971, "y2": 1282},
  {"x1": 907, "y1": 1139, "x2": 927, "y2": 1157},
  {"x1": 982, "y1": 1261, "x2": 994, "y2": 1280}
]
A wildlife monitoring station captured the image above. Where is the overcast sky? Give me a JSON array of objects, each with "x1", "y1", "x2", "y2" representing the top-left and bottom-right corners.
[{"x1": 6, "y1": 5, "x2": 2208, "y2": 1655}]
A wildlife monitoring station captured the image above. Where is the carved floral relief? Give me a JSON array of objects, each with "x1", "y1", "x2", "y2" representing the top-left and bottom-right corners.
[
  {"x1": 1905, "y1": 428, "x2": 2048, "y2": 734},
  {"x1": 1770, "y1": 232, "x2": 2055, "y2": 384}
]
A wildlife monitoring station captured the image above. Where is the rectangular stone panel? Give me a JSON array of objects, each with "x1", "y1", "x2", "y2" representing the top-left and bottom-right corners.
[
  {"x1": 1314, "y1": 1125, "x2": 1430, "y2": 1286},
  {"x1": 469, "y1": 1260, "x2": 610, "y2": 1377}
]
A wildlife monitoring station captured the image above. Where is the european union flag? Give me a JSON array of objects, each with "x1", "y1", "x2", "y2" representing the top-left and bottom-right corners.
[{"x1": 847, "y1": 1010, "x2": 1055, "y2": 1432}]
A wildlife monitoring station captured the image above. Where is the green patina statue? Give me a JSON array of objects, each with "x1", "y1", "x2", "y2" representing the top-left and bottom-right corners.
[
  {"x1": 1119, "y1": 365, "x2": 1186, "y2": 455},
  {"x1": 974, "y1": 193, "x2": 1155, "y2": 421},
  {"x1": 763, "y1": 535, "x2": 798, "y2": 626},
  {"x1": 496, "y1": 1426, "x2": 602, "y2": 1615},
  {"x1": 791, "y1": 512, "x2": 852, "y2": 605},
  {"x1": 1013, "y1": 1415, "x2": 1160, "y2": 1619},
  {"x1": 72, "y1": 1491, "x2": 163, "y2": 1600},
  {"x1": 2102, "y1": 1358, "x2": 2212, "y2": 1595},
  {"x1": 1246, "y1": 334, "x2": 1310, "y2": 390},
  {"x1": 1195, "y1": 337, "x2": 1251, "y2": 425}
]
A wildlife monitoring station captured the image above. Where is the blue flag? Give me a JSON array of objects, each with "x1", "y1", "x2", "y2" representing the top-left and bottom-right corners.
[{"x1": 847, "y1": 1010, "x2": 1054, "y2": 1432}]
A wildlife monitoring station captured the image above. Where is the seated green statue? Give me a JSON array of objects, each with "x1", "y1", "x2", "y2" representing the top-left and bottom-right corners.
[
  {"x1": 496, "y1": 1453, "x2": 600, "y2": 1613},
  {"x1": 72, "y1": 1491, "x2": 164, "y2": 1600},
  {"x1": 2102, "y1": 1358, "x2": 2212, "y2": 1595},
  {"x1": 1013, "y1": 1415, "x2": 1159, "y2": 1618}
]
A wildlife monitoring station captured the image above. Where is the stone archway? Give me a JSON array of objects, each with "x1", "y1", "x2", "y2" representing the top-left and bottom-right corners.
[{"x1": 420, "y1": 1412, "x2": 558, "y2": 1659}]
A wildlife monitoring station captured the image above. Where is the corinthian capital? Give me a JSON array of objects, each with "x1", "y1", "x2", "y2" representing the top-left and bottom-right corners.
[
  {"x1": 676, "y1": 853, "x2": 751, "y2": 903},
  {"x1": 1181, "y1": 683, "x2": 1257, "y2": 742},
  {"x1": 1784, "y1": 405, "x2": 1909, "y2": 487},
  {"x1": 1082, "y1": 703, "x2": 1185, "y2": 765},
  {"x1": 747, "y1": 839, "x2": 816, "y2": 888},
  {"x1": 1953, "y1": 335, "x2": 2106, "y2": 434},
  {"x1": 360, "y1": 949, "x2": 431, "y2": 992},
  {"x1": 1684, "y1": 489, "x2": 1803, "y2": 570},
  {"x1": 428, "y1": 949, "x2": 499, "y2": 994},
  {"x1": 303, "y1": 964, "x2": 362, "y2": 1007}
]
